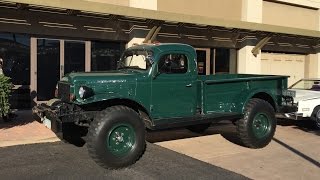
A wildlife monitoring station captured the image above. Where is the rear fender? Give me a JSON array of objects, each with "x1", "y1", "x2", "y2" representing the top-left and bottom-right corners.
[{"x1": 238, "y1": 89, "x2": 277, "y2": 113}]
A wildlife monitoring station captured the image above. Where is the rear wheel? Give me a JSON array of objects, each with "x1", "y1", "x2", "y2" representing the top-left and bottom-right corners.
[
  {"x1": 87, "y1": 106, "x2": 146, "y2": 169},
  {"x1": 236, "y1": 98, "x2": 276, "y2": 148}
]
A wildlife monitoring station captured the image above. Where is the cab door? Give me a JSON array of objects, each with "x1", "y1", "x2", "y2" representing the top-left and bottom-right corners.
[{"x1": 151, "y1": 51, "x2": 197, "y2": 119}]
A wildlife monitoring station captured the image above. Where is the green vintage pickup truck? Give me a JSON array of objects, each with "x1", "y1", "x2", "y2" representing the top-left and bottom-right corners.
[{"x1": 33, "y1": 43, "x2": 295, "y2": 169}]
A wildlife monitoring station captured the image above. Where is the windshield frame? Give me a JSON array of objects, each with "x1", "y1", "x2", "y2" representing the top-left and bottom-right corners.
[
  {"x1": 117, "y1": 49, "x2": 153, "y2": 71},
  {"x1": 289, "y1": 79, "x2": 320, "y2": 90}
]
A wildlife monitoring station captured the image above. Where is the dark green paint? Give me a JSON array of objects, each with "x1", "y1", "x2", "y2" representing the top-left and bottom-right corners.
[
  {"x1": 107, "y1": 123, "x2": 135, "y2": 156},
  {"x1": 59, "y1": 43, "x2": 289, "y2": 126}
]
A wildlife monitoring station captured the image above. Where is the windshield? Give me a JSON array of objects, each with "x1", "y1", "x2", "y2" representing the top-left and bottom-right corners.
[
  {"x1": 290, "y1": 79, "x2": 320, "y2": 91},
  {"x1": 118, "y1": 50, "x2": 152, "y2": 70}
]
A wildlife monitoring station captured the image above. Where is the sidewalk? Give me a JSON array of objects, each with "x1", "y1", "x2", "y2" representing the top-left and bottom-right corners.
[
  {"x1": 0, "y1": 110, "x2": 60, "y2": 147},
  {"x1": 155, "y1": 121, "x2": 320, "y2": 180}
]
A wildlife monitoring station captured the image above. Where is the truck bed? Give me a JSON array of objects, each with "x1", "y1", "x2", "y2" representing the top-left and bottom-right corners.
[{"x1": 197, "y1": 74, "x2": 288, "y2": 115}]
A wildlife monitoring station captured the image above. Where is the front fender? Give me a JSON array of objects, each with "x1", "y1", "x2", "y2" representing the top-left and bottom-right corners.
[
  {"x1": 72, "y1": 92, "x2": 151, "y2": 114},
  {"x1": 73, "y1": 92, "x2": 136, "y2": 105}
]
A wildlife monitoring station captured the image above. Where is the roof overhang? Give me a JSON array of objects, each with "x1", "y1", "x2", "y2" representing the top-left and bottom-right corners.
[{"x1": 4, "y1": 0, "x2": 320, "y2": 38}]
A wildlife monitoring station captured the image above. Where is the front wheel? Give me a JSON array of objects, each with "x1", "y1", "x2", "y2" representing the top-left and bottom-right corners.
[
  {"x1": 86, "y1": 106, "x2": 146, "y2": 169},
  {"x1": 236, "y1": 98, "x2": 276, "y2": 148}
]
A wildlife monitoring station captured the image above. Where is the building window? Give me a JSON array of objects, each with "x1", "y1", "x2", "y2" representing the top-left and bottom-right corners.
[
  {"x1": 0, "y1": 33, "x2": 30, "y2": 85},
  {"x1": 209, "y1": 48, "x2": 237, "y2": 74},
  {"x1": 215, "y1": 48, "x2": 230, "y2": 74},
  {"x1": 91, "y1": 41, "x2": 124, "y2": 71}
]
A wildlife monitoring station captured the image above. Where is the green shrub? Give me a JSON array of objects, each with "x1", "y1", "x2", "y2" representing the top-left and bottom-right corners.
[{"x1": 0, "y1": 74, "x2": 12, "y2": 117}]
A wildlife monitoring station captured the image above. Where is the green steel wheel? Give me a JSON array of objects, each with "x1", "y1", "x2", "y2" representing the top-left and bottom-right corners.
[
  {"x1": 107, "y1": 124, "x2": 136, "y2": 156},
  {"x1": 252, "y1": 113, "x2": 272, "y2": 139},
  {"x1": 236, "y1": 98, "x2": 276, "y2": 149},
  {"x1": 87, "y1": 106, "x2": 146, "y2": 169}
]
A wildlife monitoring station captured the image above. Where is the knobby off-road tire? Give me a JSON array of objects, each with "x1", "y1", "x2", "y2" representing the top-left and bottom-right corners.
[
  {"x1": 236, "y1": 98, "x2": 276, "y2": 148},
  {"x1": 187, "y1": 123, "x2": 211, "y2": 133},
  {"x1": 87, "y1": 106, "x2": 146, "y2": 169}
]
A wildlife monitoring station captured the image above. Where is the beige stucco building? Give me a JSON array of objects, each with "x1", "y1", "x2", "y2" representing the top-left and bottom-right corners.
[{"x1": 0, "y1": 0, "x2": 320, "y2": 107}]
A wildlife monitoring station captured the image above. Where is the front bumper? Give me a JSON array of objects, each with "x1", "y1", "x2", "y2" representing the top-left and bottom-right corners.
[
  {"x1": 32, "y1": 103, "x2": 63, "y2": 134},
  {"x1": 276, "y1": 112, "x2": 304, "y2": 120},
  {"x1": 32, "y1": 102, "x2": 96, "y2": 136}
]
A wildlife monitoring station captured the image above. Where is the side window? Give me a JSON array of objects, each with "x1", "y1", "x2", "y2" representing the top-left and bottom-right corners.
[{"x1": 158, "y1": 53, "x2": 188, "y2": 74}]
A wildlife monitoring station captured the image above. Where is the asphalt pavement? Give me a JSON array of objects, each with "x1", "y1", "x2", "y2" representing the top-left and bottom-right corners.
[{"x1": 0, "y1": 142, "x2": 249, "y2": 180}]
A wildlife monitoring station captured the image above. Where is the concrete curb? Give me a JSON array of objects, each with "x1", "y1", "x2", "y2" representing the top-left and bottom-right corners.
[{"x1": 0, "y1": 137, "x2": 60, "y2": 148}]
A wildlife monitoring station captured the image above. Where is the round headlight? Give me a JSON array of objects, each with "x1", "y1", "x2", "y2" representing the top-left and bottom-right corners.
[
  {"x1": 78, "y1": 86, "x2": 94, "y2": 99},
  {"x1": 79, "y1": 87, "x2": 85, "y2": 99}
]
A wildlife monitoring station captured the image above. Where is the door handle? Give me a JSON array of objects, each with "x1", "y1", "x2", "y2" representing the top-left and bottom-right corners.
[{"x1": 186, "y1": 84, "x2": 192, "y2": 87}]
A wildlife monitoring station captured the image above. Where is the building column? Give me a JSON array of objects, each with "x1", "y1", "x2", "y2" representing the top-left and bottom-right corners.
[
  {"x1": 241, "y1": 0, "x2": 262, "y2": 23},
  {"x1": 237, "y1": 0, "x2": 262, "y2": 74},
  {"x1": 126, "y1": 37, "x2": 144, "y2": 48},
  {"x1": 85, "y1": 41, "x2": 91, "y2": 72},
  {"x1": 237, "y1": 46, "x2": 261, "y2": 74},
  {"x1": 305, "y1": 9, "x2": 320, "y2": 78},
  {"x1": 305, "y1": 54, "x2": 320, "y2": 78},
  {"x1": 304, "y1": 9, "x2": 320, "y2": 79},
  {"x1": 129, "y1": 0, "x2": 157, "y2": 10}
]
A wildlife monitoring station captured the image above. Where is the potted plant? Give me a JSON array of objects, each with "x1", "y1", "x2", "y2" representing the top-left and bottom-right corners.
[{"x1": 0, "y1": 74, "x2": 12, "y2": 122}]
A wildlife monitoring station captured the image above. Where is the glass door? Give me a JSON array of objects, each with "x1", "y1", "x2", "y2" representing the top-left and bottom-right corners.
[
  {"x1": 31, "y1": 38, "x2": 88, "y2": 103},
  {"x1": 36, "y1": 39, "x2": 60, "y2": 101}
]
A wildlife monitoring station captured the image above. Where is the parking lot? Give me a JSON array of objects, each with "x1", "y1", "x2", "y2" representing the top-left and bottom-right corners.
[{"x1": 1, "y1": 111, "x2": 319, "y2": 179}]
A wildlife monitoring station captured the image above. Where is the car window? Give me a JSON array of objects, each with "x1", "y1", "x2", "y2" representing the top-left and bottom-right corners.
[{"x1": 158, "y1": 53, "x2": 188, "y2": 74}]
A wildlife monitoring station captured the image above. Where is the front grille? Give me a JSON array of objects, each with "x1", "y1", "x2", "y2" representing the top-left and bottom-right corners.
[{"x1": 58, "y1": 82, "x2": 70, "y2": 102}]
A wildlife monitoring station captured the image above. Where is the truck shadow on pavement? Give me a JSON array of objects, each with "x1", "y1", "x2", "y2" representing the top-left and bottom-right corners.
[
  {"x1": 63, "y1": 121, "x2": 238, "y2": 147},
  {"x1": 277, "y1": 118, "x2": 320, "y2": 136},
  {"x1": 146, "y1": 121, "x2": 241, "y2": 145},
  {"x1": 0, "y1": 142, "x2": 249, "y2": 179}
]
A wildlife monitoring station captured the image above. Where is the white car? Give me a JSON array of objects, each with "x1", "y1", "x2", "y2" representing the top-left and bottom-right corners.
[{"x1": 283, "y1": 78, "x2": 320, "y2": 128}]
